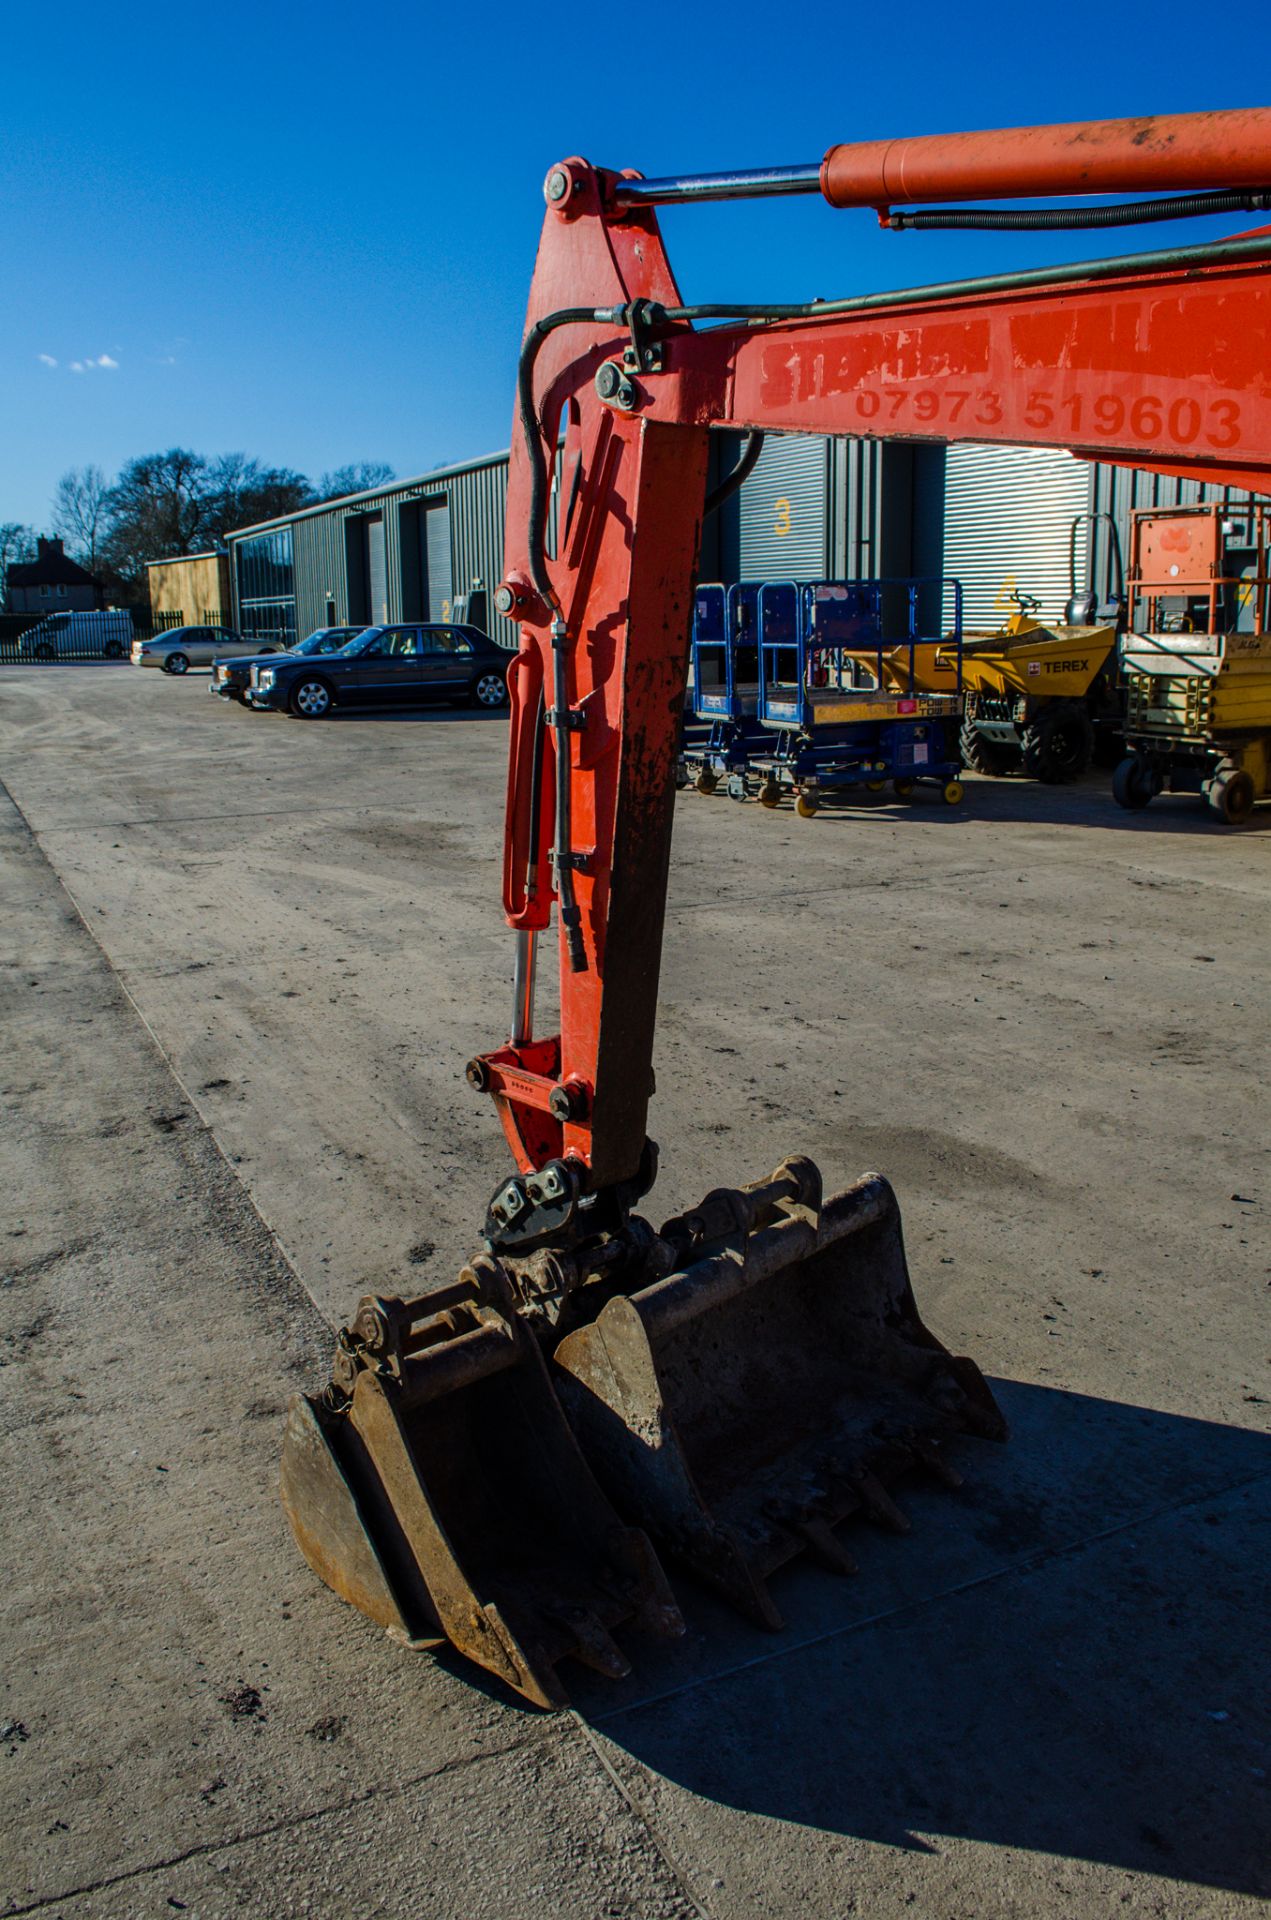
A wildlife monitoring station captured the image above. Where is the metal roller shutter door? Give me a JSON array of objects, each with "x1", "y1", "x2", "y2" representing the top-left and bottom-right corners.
[
  {"x1": 365, "y1": 515, "x2": 389, "y2": 625},
  {"x1": 944, "y1": 444, "x2": 1091, "y2": 630},
  {"x1": 739, "y1": 435, "x2": 828, "y2": 578},
  {"x1": 425, "y1": 502, "x2": 453, "y2": 620}
]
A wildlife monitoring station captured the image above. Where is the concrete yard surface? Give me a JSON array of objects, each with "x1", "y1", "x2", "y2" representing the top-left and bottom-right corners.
[{"x1": 1, "y1": 663, "x2": 1268, "y2": 1918}]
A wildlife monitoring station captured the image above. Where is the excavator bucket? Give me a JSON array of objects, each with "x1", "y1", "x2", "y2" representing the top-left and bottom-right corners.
[
  {"x1": 280, "y1": 1266, "x2": 683, "y2": 1708},
  {"x1": 552, "y1": 1162, "x2": 1006, "y2": 1629}
]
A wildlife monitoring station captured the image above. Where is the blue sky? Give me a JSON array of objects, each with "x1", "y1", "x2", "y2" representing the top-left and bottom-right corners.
[{"x1": 2, "y1": 0, "x2": 1264, "y2": 528}]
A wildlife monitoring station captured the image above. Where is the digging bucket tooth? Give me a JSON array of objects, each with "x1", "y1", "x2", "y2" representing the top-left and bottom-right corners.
[
  {"x1": 551, "y1": 1166, "x2": 1006, "y2": 1628},
  {"x1": 280, "y1": 1268, "x2": 683, "y2": 1710}
]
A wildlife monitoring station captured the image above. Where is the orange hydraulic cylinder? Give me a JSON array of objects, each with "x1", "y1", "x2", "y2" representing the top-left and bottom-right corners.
[{"x1": 820, "y1": 109, "x2": 1271, "y2": 209}]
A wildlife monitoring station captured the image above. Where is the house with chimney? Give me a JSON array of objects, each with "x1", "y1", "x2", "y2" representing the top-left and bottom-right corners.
[{"x1": 5, "y1": 537, "x2": 101, "y2": 613}]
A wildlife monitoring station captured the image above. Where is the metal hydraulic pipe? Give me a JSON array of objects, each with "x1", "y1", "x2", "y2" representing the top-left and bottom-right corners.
[
  {"x1": 511, "y1": 929, "x2": 537, "y2": 1047},
  {"x1": 611, "y1": 164, "x2": 822, "y2": 206}
]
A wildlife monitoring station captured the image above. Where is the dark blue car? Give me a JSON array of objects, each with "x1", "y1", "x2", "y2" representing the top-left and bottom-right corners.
[{"x1": 247, "y1": 623, "x2": 512, "y2": 719}]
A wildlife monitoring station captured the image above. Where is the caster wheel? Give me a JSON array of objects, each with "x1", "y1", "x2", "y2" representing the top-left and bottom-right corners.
[
  {"x1": 795, "y1": 792, "x2": 819, "y2": 819},
  {"x1": 1209, "y1": 768, "x2": 1255, "y2": 824},
  {"x1": 1113, "y1": 755, "x2": 1156, "y2": 811},
  {"x1": 758, "y1": 781, "x2": 781, "y2": 810},
  {"x1": 942, "y1": 780, "x2": 965, "y2": 806},
  {"x1": 892, "y1": 779, "x2": 915, "y2": 799},
  {"x1": 695, "y1": 769, "x2": 718, "y2": 795}
]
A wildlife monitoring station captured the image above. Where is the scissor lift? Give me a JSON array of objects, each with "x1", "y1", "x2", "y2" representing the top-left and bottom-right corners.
[
  {"x1": 681, "y1": 582, "x2": 770, "y2": 794},
  {"x1": 749, "y1": 578, "x2": 965, "y2": 816}
]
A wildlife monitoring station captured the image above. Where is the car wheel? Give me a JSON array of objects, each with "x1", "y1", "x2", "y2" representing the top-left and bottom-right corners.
[
  {"x1": 163, "y1": 652, "x2": 190, "y2": 675},
  {"x1": 290, "y1": 677, "x2": 333, "y2": 719},
  {"x1": 32, "y1": 642, "x2": 56, "y2": 661},
  {"x1": 472, "y1": 671, "x2": 508, "y2": 709},
  {"x1": 103, "y1": 640, "x2": 125, "y2": 659}
]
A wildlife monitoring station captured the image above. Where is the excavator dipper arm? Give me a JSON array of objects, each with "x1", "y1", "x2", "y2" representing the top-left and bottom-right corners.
[{"x1": 286, "y1": 110, "x2": 1271, "y2": 1705}]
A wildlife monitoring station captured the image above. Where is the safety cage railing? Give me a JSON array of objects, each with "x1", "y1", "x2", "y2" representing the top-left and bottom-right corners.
[{"x1": 757, "y1": 578, "x2": 964, "y2": 729}]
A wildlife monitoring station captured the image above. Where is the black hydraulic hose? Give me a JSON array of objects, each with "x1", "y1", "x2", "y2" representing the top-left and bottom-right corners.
[
  {"x1": 517, "y1": 307, "x2": 602, "y2": 605},
  {"x1": 885, "y1": 188, "x2": 1271, "y2": 232},
  {"x1": 704, "y1": 431, "x2": 765, "y2": 517}
]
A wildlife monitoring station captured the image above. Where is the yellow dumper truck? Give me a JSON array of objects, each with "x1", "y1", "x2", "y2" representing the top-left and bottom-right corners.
[{"x1": 954, "y1": 605, "x2": 1121, "y2": 781}]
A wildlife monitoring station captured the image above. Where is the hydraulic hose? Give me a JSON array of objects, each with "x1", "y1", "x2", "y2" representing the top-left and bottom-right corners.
[
  {"x1": 517, "y1": 307, "x2": 606, "y2": 605},
  {"x1": 704, "y1": 431, "x2": 765, "y2": 517},
  {"x1": 885, "y1": 188, "x2": 1271, "y2": 231}
]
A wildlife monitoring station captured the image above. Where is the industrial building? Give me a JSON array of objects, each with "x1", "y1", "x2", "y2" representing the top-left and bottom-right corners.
[
  {"x1": 226, "y1": 436, "x2": 1262, "y2": 648},
  {"x1": 226, "y1": 454, "x2": 510, "y2": 650}
]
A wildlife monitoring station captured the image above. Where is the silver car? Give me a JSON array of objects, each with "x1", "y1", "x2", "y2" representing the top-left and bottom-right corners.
[{"x1": 132, "y1": 626, "x2": 264, "y2": 675}]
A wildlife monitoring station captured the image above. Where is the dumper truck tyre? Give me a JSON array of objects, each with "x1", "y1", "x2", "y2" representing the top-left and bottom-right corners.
[
  {"x1": 1209, "y1": 768, "x2": 1256, "y2": 825},
  {"x1": 1112, "y1": 755, "x2": 1155, "y2": 811},
  {"x1": 959, "y1": 718, "x2": 1014, "y2": 777},
  {"x1": 1020, "y1": 702, "x2": 1094, "y2": 782}
]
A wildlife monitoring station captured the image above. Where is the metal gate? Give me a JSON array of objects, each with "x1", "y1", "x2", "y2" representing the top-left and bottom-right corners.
[
  {"x1": 739, "y1": 435, "x2": 829, "y2": 579},
  {"x1": 943, "y1": 444, "x2": 1091, "y2": 629},
  {"x1": 425, "y1": 502, "x2": 452, "y2": 620}
]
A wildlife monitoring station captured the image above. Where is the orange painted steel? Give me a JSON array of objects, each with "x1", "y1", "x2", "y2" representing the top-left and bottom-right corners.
[{"x1": 821, "y1": 109, "x2": 1271, "y2": 209}]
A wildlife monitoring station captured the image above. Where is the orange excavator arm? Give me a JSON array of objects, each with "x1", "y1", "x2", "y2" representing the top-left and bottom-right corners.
[
  {"x1": 285, "y1": 112, "x2": 1271, "y2": 1708},
  {"x1": 481, "y1": 111, "x2": 1271, "y2": 1223}
]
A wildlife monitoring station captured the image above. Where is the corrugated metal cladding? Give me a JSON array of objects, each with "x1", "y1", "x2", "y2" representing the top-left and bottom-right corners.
[
  {"x1": 943, "y1": 445, "x2": 1092, "y2": 630},
  {"x1": 425, "y1": 504, "x2": 452, "y2": 621},
  {"x1": 737, "y1": 435, "x2": 830, "y2": 578},
  {"x1": 366, "y1": 517, "x2": 388, "y2": 624}
]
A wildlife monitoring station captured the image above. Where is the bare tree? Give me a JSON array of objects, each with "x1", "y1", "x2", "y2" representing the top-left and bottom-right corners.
[
  {"x1": 315, "y1": 462, "x2": 395, "y2": 502},
  {"x1": 0, "y1": 524, "x2": 38, "y2": 604},
  {"x1": 203, "y1": 454, "x2": 312, "y2": 540},
  {"x1": 102, "y1": 448, "x2": 210, "y2": 580},
  {"x1": 51, "y1": 465, "x2": 110, "y2": 575}
]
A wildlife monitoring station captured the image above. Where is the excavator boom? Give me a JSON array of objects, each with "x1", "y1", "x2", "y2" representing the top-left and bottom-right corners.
[{"x1": 284, "y1": 108, "x2": 1271, "y2": 1704}]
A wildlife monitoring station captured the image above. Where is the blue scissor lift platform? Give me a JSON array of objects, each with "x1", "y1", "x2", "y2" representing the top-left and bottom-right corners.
[
  {"x1": 747, "y1": 578, "x2": 966, "y2": 816},
  {"x1": 679, "y1": 583, "x2": 771, "y2": 794}
]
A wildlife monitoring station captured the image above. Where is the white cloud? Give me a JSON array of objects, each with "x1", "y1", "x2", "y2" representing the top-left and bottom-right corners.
[
  {"x1": 96, "y1": 354, "x2": 119, "y2": 369},
  {"x1": 69, "y1": 361, "x2": 85, "y2": 373},
  {"x1": 37, "y1": 352, "x2": 57, "y2": 368}
]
